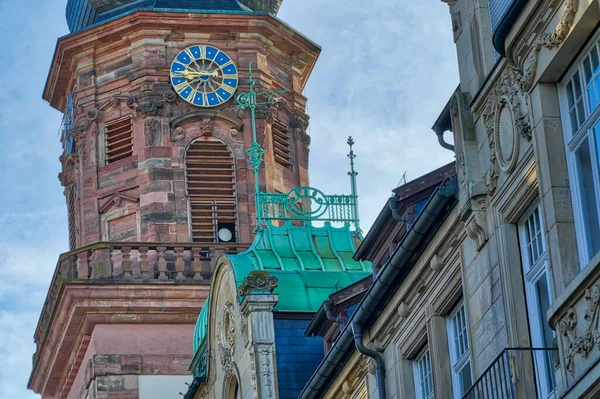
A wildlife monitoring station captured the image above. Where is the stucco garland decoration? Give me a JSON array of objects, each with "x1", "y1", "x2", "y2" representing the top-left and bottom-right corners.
[
  {"x1": 248, "y1": 345, "x2": 259, "y2": 399},
  {"x1": 217, "y1": 301, "x2": 237, "y2": 377},
  {"x1": 559, "y1": 285, "x2": 600, "y2": 375},
  {"x1": 520, "y1": 0, "x2": 579, "y2": 92}
]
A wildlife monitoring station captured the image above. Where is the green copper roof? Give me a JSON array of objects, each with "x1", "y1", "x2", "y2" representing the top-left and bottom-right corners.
[
  {"x1": 228, "y1": 222, "x2": 372, "y2": 312},
  {"x1": 191, "y1": 222, "x2": 371, "y2": 357},
  {"x1": 193, "y1": 297, "x2": 210, "y2": 354}
]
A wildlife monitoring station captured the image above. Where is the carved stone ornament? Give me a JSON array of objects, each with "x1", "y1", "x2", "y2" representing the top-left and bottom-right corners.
[
  {"x1": 460, "y1": 196, "x2": 488, "y2": 252},
  {"x1": 290, "y1": 113, "x2": 309, "y2": 133},
  {"x1": 145, "y1": 117, "x2": 161, "y2": 147},
  {"x1": 495, "y1": 98, "x2": 520, "y2": 173},
  {"x1": 559, "y1": 285, "x2": 600, "y2": 375},
  {"x1": 217, "y1": 301, "x2": 237, "y2": 377},
  {"x1": 520, "y1": 0, "x2": 579, "y2": 92},
  {"x1": 171, "y1": 126, "x2": 184, "y2": 142},
  {"x1": 237, "y1": 273, "x2": 278, "y2": 296},
  {"x1": 199, "y1": 118, "x2": 215, "y2": 136}
]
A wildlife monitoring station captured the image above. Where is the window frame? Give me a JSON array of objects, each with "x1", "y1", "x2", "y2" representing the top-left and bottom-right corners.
[
  {"x1": 446, "y1": 301, "x2": 473, "y2": 398},
  {"x1": 517, "y1": 202, "x2": 555, "y2": 398},
  {"x1": 558, "y1": 29, "x2": 600, "y2": 268},
  {"x1": 412, "y1": 347, "x2": 434, "y2": 399}
]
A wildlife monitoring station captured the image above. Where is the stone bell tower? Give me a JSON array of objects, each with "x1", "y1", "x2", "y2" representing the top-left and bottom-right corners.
[{"x1": 29, "y1": 1, "x2": 320, "y2": 397}]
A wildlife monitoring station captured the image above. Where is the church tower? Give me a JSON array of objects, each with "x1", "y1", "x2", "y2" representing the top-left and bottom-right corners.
[{"x1": 29, "y1": 1, "x2": 319, "y2": 397}]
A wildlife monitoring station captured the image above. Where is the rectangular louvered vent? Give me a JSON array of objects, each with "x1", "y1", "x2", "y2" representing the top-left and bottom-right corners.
[
  {"x1": 67, "y1": 187, "x2": 77, "y2": 250},
  {"x1": 272, "y1": 120, "x2": 292, "y2": 167},
  {"x1": 105, "y1": 116, "x2": 133, "y2": 164},
  {"x1": 186, "y1": 140, "x2": 236, "y2": 242}
]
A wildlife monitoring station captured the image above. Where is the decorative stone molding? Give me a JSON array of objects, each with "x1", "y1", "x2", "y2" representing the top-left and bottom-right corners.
[
  {"x1": 217, "y1": 301, "x2": 237, "y2": 377},
  {"x1": 238, "y1": 272, "x2": 278, "y2": 296},
  {"x1": 520, "y1": 0, "x2": 579, "y2": 92},
  {"x1": 99, "y1": 192, "x2": 139, "y2": 214},
  {"x1": 494, "y1": 97, "x2": 521, "y2": 173},
  {"x1": 559, "y1": 284, "x2": 600, "y2": 375},
  {"x1": 460, "y1": 195, "x2": 488, "y2": 252},
  {"x1": 199, "y1": 117, "x2": 215, "y2": 136},
  {"x1": 397, "y1": 302, "x2": 411, "y2": 319}
]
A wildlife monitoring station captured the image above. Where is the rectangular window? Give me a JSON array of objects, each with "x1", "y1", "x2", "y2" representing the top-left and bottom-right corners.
[
  {"x1": 413, "y1": 348, "x2": 434, "y2": 399},
  {"x1": 518, "y1": 203, "x2": 556, "y2": 397},
  {"x1": 105, "y1": 116, "x2": 133, "y2": 164},
  {"x1": 271, "y1": 120, "x2": 292, "y2": 168},
  {"x1": 447, "y1": 303, "x2": 472, "y2": 398},
  {"x1": 559, "y1": 34, "x2": 600, "y2": 267}
]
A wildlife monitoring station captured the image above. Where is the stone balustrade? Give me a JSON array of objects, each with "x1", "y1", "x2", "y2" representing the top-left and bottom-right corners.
[{"x1": 33, "y1": 241, "x2": 248, "y2": 357}]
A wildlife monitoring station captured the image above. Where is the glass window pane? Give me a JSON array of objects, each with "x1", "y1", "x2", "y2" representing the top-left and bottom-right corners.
[
  {"x1": 576, "y1": 134, "x2": 600, "y2": 261},
  {"x1": 458, "y1": 361, "x2": 473, "y2": 395},
  {"x1": 567, "y1": 80, "x2": 575, "y2": 108},
  {"x1": 535, "y1": 275, "x2": 553, "y2": 347}
]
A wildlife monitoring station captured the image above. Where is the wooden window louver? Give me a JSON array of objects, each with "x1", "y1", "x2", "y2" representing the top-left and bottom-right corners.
[
  {"x1": 67, "y1": 186, "x2": 77, "y2": 250},
  {"x1": 185, "y1": 138, "x2": 237, "y2": 242},
  {"x1": 105, "y1": 116, "x2": 133, "y2": 164},
  {"x1": 272, "y1": 120, "x2": 292, "y2": 167}
]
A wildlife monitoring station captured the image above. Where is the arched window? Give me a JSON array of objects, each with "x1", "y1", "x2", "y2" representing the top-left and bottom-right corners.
[{"x1": 185, "y1": 138, "x2": 237, "y2": 242}]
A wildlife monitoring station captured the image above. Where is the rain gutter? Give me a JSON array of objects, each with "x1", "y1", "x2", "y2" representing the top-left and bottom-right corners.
[
  {"x1": 493, "y1": 0, "x2": 530, "y2": 57},
  {"x1": 298, "y1": 185, "x2": 457, "y2": 398}
]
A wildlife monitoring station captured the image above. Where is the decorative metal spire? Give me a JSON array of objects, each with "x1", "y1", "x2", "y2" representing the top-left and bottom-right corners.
[
  {"x1": 236, "y1": 62, "x2": 287, "y2": 229},
  {"x1": 347, "y1": 136, "x2": 361, "y2": 234}
]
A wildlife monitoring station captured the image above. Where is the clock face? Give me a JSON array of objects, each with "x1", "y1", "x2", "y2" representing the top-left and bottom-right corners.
[{"x1": 170, "y1": 45, "x2": 238, "y2": 107}]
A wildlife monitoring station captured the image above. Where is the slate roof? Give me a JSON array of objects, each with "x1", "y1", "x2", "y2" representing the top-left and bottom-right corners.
[{"x1": 274, "y1": 318, "x2": 324, "y2": 399}]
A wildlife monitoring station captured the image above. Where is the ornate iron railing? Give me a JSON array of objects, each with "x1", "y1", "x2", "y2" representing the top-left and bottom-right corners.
[
  {"x1": 258, "y1": 186, "x2": 358, "y2": 225},
  {"x1": 462, "y1": 348, "x2": 558, "y2": 399}
]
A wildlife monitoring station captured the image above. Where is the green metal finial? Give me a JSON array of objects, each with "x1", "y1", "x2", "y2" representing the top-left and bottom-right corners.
[
  {"x1": 347, "y1": 136, "x2": 361, "y2": 233},
  {"x1": 236, "y1": 62, "x2": 288, "y2": 230}
]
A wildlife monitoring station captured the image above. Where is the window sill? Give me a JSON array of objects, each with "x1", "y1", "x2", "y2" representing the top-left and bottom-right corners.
[{"x1": 548, "y1": 250, "x2": 600, "y2": 328}]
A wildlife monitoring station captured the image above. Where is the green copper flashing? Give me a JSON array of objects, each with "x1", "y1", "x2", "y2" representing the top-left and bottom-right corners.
[{"x1": 228, "y1": 222, "x2": 371, "y2": 312}]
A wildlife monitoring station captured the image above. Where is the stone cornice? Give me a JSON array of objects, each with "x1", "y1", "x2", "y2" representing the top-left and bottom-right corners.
[
  {"x1": 44, "y1": 11, "x2": 321, "y2": 111},
  {"x1": 29, "y1": 282, "x2": 209, "y2": 396}
]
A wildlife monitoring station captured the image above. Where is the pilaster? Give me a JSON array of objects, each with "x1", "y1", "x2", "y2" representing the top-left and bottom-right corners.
[
  {"x1": 426, "y1": 313, "x2": 453, "y2": 395},
  {"x1": 240, "y1": 275, "x2": 279, "y2": 399},
  {"x1": 529, "y1": 82, "x2": 580, "y2": 296}
]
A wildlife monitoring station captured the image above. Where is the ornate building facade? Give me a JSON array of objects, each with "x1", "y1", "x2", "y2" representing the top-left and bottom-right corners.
[
  {"x1": 292, "y1": 0, "x2": 600, "y2": 398},
  {"x1": 29, "y1": 1, "x2": 318, "y2": 398}
]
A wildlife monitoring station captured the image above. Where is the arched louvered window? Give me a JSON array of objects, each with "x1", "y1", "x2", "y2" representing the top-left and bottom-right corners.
[{"x1": 185, "y1": 138, "x2": 237, "y2": 242}]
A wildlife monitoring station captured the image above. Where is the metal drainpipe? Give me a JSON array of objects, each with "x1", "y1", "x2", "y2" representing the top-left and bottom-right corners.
[
  {"x1": 351, "y1": 322, "x2": 386, "y2": 399},
  {"x1": 324, "y1": 299, "x2": 347, "y2": 324},
  {"x1": 387, "y1": 196, "x2": 413, "y2": 224},
  {"x1": 434, "y1": 128, "x2": 455, "y2": 152}
]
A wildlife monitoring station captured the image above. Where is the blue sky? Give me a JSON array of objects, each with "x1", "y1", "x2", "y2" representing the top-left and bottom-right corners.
[{"x1": 0, "y1": 0, "x2": 456, "y2": 397}]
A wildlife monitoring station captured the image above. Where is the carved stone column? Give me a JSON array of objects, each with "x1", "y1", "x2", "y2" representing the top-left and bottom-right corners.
[{"x1": 240, "y1": 273, "x2": 279, "y2": 399}]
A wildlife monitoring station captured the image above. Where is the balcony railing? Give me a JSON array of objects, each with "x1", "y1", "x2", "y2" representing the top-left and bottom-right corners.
[
  {"x1": 33, "y1": 241, "x2": 248, "y2": 352},
  {"x1": 463, "y1": 348, "x2": 558, "y2": 399}
]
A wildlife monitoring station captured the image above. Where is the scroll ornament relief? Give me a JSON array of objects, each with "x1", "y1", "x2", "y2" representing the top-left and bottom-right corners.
[
  {"x1": 520, "y1": 0, "x2": 579, "y2": 92},
  {"x1": 217, "y1": 302, "x2": 237, "y2": 377},
  {"x1": 559, "y1": 285, "x2": 600, "y2": 375}
]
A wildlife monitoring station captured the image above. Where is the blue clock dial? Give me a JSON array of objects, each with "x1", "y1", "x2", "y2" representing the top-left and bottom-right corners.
[{"x1": 170, "y1": 45, "x2": 239, "y2": 108}]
